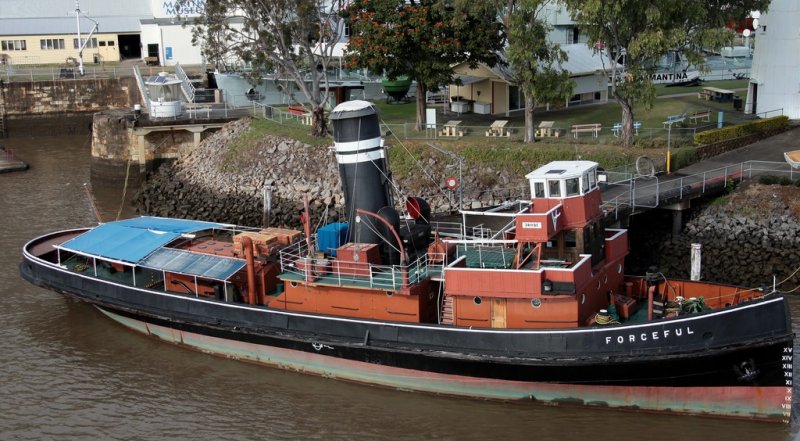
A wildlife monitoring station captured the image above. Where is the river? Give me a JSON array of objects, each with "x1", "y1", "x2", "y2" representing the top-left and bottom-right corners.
[{"x1": 1, "y1": 117, "x2": 799, "y2": 440}]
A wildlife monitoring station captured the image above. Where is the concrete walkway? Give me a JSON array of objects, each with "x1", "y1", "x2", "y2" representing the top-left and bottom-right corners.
[{"x1": 600, "y1": 125, "x2": 800, "y2": 214}]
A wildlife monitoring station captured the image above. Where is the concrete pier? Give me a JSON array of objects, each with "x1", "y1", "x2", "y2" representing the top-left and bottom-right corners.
[
  {"x1": 0, "y1": 148, "x2": 28, "y2": 173},
  {"x1": 91, "y1": 110, "x2": 233, "y2": 179}
]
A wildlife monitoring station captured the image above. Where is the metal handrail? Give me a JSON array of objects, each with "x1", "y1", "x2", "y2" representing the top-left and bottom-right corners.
[
  {"x1": 600, "y1": 160, "x2": 795, "y2": 214},
  {"x1": 132, "y1": 65, "x2": 151, "y2": 114},
  {"x1": 174, "y1": 62, "x2": 196, "y2": 102}
]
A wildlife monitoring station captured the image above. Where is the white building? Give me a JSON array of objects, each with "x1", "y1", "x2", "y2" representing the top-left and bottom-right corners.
[
  {"x1": 746, "y1": 0, "x2": 800, "y2": 119},
  {"x1": 140, "y1": 0, "x2": 206, "y2": 66}
]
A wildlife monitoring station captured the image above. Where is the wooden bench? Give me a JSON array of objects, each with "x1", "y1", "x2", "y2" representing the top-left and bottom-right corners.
[
  {"x1": 144, "y1": 56, "x2": 158, "y2": 66},
  {"x1": 689, "y1": 109, "x2": 711, "y2": 124},
  {"x1": 287, "y1": 105, "x2": 312, "y2": 125},
  {"x1": 570, "y1": 123, "x2": 601, "y2": 138}
]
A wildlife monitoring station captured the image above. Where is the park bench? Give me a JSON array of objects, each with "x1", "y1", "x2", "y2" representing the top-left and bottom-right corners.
[
  {"x1": 287, "y1": 105, "x2": 312, "y2": 125},
  {"x1": 570, "y1": 123, "x2": 601, "y2": 138},
  {"x1": 611, "y1": 121, "x2": 642, "y2": 137},
  {"x1": 689, "y1": 109, "x2": 711, "y2": 124},
  {"x1": 663, "y1": 113, "x2": 686, "y2": 127}
]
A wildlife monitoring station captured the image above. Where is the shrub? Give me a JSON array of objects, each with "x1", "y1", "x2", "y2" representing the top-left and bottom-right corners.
[
  {"x1": 758, "y1": 175, "x2": 794, "y2": 186},
  {"x1": 693, "y1": 115, "x2": 789, "y2": 145},
  {"x1": 670, "y1": 147, "x2": 698, "y2": 170}
]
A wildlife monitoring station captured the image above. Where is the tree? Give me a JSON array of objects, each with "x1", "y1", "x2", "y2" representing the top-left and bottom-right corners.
[
  {"x1": 343, "y1": 0, "x2": 505, "y2": 131},
  {"x1": 562, "y1": 0, "x2": 770, "y2": 148},
  {"x1": 503, "y1": 0, "x2": 573, "y2": 143},
  {"x1": 184, "y1": 0, "x2": 347, "y2": 137}
]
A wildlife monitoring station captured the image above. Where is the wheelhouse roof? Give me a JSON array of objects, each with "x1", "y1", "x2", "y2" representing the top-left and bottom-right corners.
[
  {"x1": 525, "y1": 161, "x2": 598, "y2": 180},
  {"x1": 59, "y1": 217, "x2": 226, "y2": 264}
]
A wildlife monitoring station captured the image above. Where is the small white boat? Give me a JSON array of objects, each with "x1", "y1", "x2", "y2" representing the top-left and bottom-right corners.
[{"x1": 784, "y1": 150, "x2": 800, "y2": 169}]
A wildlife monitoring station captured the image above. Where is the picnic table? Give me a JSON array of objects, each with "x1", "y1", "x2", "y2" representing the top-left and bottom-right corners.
[
  {"x1": 700, "y1": 87, "x2": 735, "y2": 102},
  {"x1": 440, "y1": 120, "x2": 463, "y2": 137},
  {"x1": 536, "y1": 121, "x2": 559, "y2": 138},
  {"x1": 485, "y1": 120, "x2": 509, "y2": 137}
]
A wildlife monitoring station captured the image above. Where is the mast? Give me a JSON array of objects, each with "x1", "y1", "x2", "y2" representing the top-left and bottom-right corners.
[{"x1": 75, "y1": 0, "x2": 83, "y2": 75}]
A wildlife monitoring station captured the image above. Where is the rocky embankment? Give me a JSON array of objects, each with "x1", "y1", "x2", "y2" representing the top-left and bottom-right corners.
[
  {"x1": 133, "y1": 118, "x2": 523, "y2": 228},
  {"x1": 652, "y1": 183, "x2": 800, "y2": 289}
]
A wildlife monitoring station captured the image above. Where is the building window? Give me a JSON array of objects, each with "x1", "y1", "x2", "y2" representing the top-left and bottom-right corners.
[
  {"x1": 73, "y1": 38, "x2": 98, "y2": 49},
  {"x1": 99, "y1": 41, "x2": 106, "y2": 47},
  {"x1": 344, "y1": 21, "x2": 351, "y2": 37},
  {"x1": 41, "y1": 39, "x2": 65, "y2": 50},
  {"x1": 1, "y1": 40, "x2": 27, "y2": 51},
  {"x1": 108, "y1": 41, "x2": 115, "y2": 46}
]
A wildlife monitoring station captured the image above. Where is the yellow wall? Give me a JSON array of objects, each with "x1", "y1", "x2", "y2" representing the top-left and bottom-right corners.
[{"x1": 0, "y1": 33, "x2": 123, "y2": 65}]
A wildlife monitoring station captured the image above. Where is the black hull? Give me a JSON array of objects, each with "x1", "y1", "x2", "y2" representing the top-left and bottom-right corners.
[{"x1": 20, "y1": 243, "x2": 795, "y2": 421}]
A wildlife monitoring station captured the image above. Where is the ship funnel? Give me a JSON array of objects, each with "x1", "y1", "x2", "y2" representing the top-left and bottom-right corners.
[{"x1": 330, "y1": 100, "x2": 393, "y2": 244}]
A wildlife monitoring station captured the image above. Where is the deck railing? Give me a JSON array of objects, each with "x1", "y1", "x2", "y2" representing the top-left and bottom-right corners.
[{"x1": 278, "y1": 238, "x2": 443, "y2": 290}]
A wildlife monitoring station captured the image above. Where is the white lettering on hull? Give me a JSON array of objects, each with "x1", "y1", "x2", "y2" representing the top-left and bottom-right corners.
[{"x1": 605, "y1": 326, "x2": 694, "y2": 345}]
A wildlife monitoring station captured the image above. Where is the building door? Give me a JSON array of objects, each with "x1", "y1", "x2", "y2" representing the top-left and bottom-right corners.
[
  {"x1": 147, "y1": 43, "x2": 160, "y2": 64},
  {"x1": 751, "y1": 83, "x2": 758, "y2": 115},
  {"x1": 118, "y1": 34, "x2": 141, "y2": 59},
  {"x1": 490, "y1": 298, "x2": 507, "y2": 328}
]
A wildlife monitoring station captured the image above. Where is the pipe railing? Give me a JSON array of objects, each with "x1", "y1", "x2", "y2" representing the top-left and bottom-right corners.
[{"x1": 600, "y1": 160, "x2": 795, "y2": 216}]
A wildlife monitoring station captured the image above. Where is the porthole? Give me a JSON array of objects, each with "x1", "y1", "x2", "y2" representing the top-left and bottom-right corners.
[
  {"x1": 290, "y1": 281, "x2": 298, "y2": 288},
  {"x1": 385, "y1": 291, "x2": 393, "y2": 297},
  {"x1": 604, "y1": 274, "x2": 608, "y2": 284},
  {"x1": 473, "y1": 296, "x2": 482, "y2": 305},
  {"x1": 531, "y1": 298, "x2": 542, "y2": 308},
  {"x1": 596, "y1": 280, "x2": 601, "y2": 289},
  {"x1": 581, "y1": 293, "x2": 586, "y2": 305},
  {"x1": 617, "y1": 263, "x2": 623, "y2": 274}
]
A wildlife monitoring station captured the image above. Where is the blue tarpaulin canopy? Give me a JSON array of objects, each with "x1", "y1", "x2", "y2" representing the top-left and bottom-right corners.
[{"x1": 60, "y1": 217, "x2": 226, "y2": 263}]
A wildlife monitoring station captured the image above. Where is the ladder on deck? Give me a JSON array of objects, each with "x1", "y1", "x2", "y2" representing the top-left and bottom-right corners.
[{"x1": 440, "y1": 295, "x2": 454, "y2": 325}]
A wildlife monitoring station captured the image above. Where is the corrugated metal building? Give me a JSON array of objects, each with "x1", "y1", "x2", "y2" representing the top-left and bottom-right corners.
[{"x1": 0, "y1": 0, "x2": 206, "y2": 66}]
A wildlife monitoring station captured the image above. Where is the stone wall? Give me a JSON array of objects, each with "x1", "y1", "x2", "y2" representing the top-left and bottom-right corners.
[
  {"x1": 132, "y1": 118, "x2": 527, "y2": 229},
  {"x1": 639, "y1": 184, "x2": 800, "y2": 289},
  {"x1": 3, "y1": 77, "x2": 140, "y2": 116}
]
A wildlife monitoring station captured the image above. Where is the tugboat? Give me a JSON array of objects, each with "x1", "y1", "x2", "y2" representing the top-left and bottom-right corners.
[{"x1": 20, "y1": 101, "x2": 793, "y2": 422}]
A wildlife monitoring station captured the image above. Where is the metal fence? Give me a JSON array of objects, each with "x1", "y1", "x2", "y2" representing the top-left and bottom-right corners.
[{"x1": 600, "y1": 160, "x2": 797, "y2": 216}]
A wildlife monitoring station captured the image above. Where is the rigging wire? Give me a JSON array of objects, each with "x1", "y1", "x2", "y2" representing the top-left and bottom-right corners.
[{"x1": 379, "y1": 118, "x2": 456, "y2": 203}]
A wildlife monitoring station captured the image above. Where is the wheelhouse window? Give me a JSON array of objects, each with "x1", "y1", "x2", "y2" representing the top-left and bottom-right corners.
[
  {"x1": 548, "y1": 180, "x2": 561, "y2": 197},
  {"x1": 588, "y1": 169, "x2": 597, "y2": 189},
  {"x1": 565, "y1": 178, "x2": 580, "y2": 196},
  {"x1": 582, "y1": 173, "x2": 590, "y2": 193},
  {"x1": 533, "y1": 181, "x2": 545, "y2": 198}
]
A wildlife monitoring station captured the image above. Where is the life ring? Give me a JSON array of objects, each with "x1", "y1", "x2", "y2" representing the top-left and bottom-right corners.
[
  {"x1": 635, "y1": 156, "x2": 655, "y2": 179},
  {"x1": 445, "y1": 176, "x2": 459, "y2": 189}
]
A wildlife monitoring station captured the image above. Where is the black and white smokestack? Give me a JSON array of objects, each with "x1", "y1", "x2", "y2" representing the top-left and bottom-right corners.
[{"x1": 330, "y1": 100, "x2": 393, "y2": 245}]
